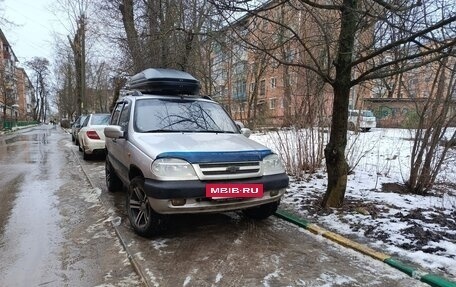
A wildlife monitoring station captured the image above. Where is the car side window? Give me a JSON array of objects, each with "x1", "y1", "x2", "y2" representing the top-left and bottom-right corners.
[
  {"x1": 110, "y1": 103, "x2": 124, "y2": 125},
  {"x1": 82, "y1": 116, "x2": 90, "y2": 127},
  {"x1": 118, "y1": 102, "x2": 130, "y2": 131}
]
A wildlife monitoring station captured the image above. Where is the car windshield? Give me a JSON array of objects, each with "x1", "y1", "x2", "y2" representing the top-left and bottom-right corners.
[
  {"x1": 134, "y1": 98, "x2": 238, "y2": 133},
  {"x1": 90, "y1": 114, "x2": 111, "y2": 125},
  {"x1": 362, "y1": 111, "x2": 374, "y2": 117}
]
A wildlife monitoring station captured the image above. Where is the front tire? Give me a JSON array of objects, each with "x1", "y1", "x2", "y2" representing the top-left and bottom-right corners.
[
  {"x1": 127, "y1": 177, "x2": 168, "y2": 237},
  {"x1": 242, "y1": 201, "x2": 279, "y2": 220},
  {"x1": 106, "y1": 158, "x2": 122, "y2": 192}
]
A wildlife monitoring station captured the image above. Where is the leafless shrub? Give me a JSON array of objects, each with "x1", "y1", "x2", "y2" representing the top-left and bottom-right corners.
[
  {"x1": 407, "y1": 57, "x2": 456, "y2": 195},
  {"x1": 268, "y1": 127, "x2": 326, "y2": 179},
  {"x1": 345, "y1": 132, "x2": 377, "y2": 174}
]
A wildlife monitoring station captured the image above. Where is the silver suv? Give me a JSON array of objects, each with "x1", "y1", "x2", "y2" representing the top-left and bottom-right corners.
[{"x1": 104, "y1": 68, "x2": 289, "y2": 237}]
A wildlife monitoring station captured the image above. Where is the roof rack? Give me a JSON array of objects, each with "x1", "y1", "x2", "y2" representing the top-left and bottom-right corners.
[{"x1": 126, "y1": 68, "x2": 201, "y2": 95}]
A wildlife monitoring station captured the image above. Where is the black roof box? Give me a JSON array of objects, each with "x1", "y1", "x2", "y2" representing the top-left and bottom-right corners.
[{"x1": 127, "y1": 68, "x2": 200, "y2": 95}]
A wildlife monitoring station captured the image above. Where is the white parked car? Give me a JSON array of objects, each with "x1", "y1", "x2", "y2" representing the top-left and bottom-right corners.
[
  {"x1": 78, "y1": 113, "x2": 111, "y2": 159},
  {"x1": 348, "y1": 109, "x2": 377, "y2": 132}
]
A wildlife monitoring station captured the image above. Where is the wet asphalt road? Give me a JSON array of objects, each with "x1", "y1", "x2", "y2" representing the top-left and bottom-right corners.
[
  {"x1": 0, "y1": 125, "x2": 428, "y2": 287},
  {"x1": 0, "y1": 125, "x2": 141, "y2": 286}
]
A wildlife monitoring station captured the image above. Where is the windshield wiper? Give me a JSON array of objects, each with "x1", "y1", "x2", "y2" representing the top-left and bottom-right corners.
[
  {"x1": 143, "y1": 129, "x2": 235, "y2": 134},
  {"x1": 201, "y1": 130, "x2": 236, "y2": 134},
  {"x1": 143, "y1": 129, "x2": 178, "y2": 133}
]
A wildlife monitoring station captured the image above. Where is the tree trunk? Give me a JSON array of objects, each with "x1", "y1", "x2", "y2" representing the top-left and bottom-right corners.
[
  {"x1": 68, "y1": 20, "x2": 84, "y2": 117},
  {"x1": 119, "y1": 0, "x2": 145, "y2": 72},
  {"x1": 322, "y1": 0, "x2": 358, "y2": 208},
  {"x1": 323, "y1": 85, "x2": 350, "y2": 207}
]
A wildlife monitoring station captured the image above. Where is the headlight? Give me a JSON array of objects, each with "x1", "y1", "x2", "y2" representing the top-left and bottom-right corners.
[
  {"x1": 151, "y1": 158, "x2": 198, "y2": 180},
  {"x1": 262, "y1": 154, "x2": 285, "y2": 175}
]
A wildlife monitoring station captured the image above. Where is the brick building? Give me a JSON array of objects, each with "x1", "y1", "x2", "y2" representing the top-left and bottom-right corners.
[
  {"x1": 205, "y1": 0, "x2": 374, "y2": 128},
  {"x1": 364, "y1": 49, "x2": 456, "y2": 128},
  {"x1": 205, "y1": 1, "x2": 455, "y2": 129},
  {"x1": 0, "y1": 29, "x2": 34, "y2": 127}
]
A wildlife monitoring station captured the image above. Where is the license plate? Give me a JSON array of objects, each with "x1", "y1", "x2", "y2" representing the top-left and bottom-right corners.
[{"x1": 206, "y1": 183, "x2": 264, "y2": 198}]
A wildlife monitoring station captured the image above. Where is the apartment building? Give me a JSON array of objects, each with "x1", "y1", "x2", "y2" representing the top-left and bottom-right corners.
[
  {"x1": 15, "y1": 67, "x2": 35, "y2": 121},
  {"x1": 0, "y1": 29, "x2": 18, "y2": 124},
  {"x1": 206, "y1": 0, "x2": 373, "y2": 128},
  {"x1": 0, "y1": 29, "x2": 34, "y2": 126},
  {"x1": 206, "y1": 1, "x2": 456, "y2": 129}
]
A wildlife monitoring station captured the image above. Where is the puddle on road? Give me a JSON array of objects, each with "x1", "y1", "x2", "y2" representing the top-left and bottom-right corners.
[
  {"x1": 0, "y1": 127, "x2": 64, "y2": 285},
  {"x1": 0, "y1": 173, "x2": 64, "y2": 285},
  {"x1": 0, "y1": 129, "x2": 52, "y2": 163}
]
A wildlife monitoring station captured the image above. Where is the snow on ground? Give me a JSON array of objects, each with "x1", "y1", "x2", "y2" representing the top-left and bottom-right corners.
[{"x1": 251, "y1": 128, "x2": 456, "y2": 280}]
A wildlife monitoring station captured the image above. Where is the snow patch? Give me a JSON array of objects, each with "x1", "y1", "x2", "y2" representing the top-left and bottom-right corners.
[
  {"x1": 79, "y1": 187, "x2": 101, "y2": 204},
  {"x1": 145, "y1": 268, "x2": 160, "y2": 287}
]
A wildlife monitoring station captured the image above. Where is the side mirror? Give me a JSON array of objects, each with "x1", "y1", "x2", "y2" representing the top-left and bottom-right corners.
[
  {"x1": 240, "y1": 128, "x2": 251, "y2": 138},
  {"x1": 104, "y1": 125, "x2": 124, "y2": 139},
  {"x1": 234, "y1": 120, "x2": 244, "y2": 130}
]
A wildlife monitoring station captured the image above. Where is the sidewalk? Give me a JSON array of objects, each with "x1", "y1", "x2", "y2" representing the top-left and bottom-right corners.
[{"x1": 0, "y1": 124, "x2": 41, "y2": 135}]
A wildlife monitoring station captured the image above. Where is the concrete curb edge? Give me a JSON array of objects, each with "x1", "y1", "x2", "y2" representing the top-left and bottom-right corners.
[
  {"x1": 274, "y1": 209, "x2": 456, "y2": 287},
  {"x1": 74, "y1": 148, "x2": 151, "y2": 287}
]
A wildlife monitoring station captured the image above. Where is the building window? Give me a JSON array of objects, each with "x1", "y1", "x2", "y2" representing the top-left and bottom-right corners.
[
  {"x1": 271, "y1": 77, "x2": 276, "y2": 89},
  {"x1": 286, "y1": 50, "x2": 295, "y2": 62},
  {"x1": 234, "y1": 61, "x2": 246, "y2": 76},
  {"x1": 269, "y1": 98, "x2": 277, "y2": 110},
  {"x1": 259, "y1": 79, "x2": 266, "y2": 97},
  {"x1": 234, "y1": 80, "x2": 246, "y2": 101}
]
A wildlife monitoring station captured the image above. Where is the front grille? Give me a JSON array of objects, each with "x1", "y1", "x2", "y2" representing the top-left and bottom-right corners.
[{"x1": 198, "y1": 161, "x2": 260, "y2": 176}]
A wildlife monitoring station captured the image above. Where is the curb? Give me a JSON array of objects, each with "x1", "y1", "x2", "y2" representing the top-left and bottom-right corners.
[
  {"x1": 274, "y1": 209, "x2": 456, "y2": 287},
  {"x1": 74, "y1": 148, "x2": 150, "y2": 287}
]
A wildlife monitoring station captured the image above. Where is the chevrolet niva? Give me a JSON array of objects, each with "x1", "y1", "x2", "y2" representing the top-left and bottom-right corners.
[{"x1": 104, "y1": 68, "x2": 289, "y2": 237}]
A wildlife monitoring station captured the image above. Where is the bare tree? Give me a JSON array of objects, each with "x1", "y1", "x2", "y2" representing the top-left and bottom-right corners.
[
  {"x1": 407, "y1": 53, "x2": 456, "y2": 194},
  {"x1": 53, "y1": 48, "x2": 77, "y2": 120},
  {"x1": 54, "y1": 0, "x2": 121, "y2": 118},
  {"x1": 26, "y1": 57, "x2": 50, "y2": 123},
  {"x1": 209, "y1": 0, "x2": 456, "y2": 207},
  {"x1": 85, "y1": 60, "x2": 113, "y2": 113},
  {"x1": 68, "y1": 15, "x2": 86, "y2": 116},
  {"x1": 0, "y1": 62, "x2": 16, "y2": 125},
  {"x1": 97, "y1": 0, "x2": 217, "y2": 73},
  {"x1": 246, "y1": 52, "x2": 269, "y2": 128}
]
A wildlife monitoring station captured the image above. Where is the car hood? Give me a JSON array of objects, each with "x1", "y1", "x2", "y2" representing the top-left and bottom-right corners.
[{"x1": 134, "y1": 133, "x2": 273, "y2": 163}]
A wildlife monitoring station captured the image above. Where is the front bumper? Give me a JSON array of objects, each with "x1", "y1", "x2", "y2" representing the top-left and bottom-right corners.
[
  {"x1": 143, "y1": 173, "x2": 289, "y2": 214},
  {"x1": 359, "y1": 121, "x2": 376, "y2": 128}
]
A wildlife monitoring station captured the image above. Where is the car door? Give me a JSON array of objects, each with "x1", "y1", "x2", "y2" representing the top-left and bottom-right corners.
[
  {"x1": 107, "y1": 101, "x2": 132, "y2": 183},
  {"x1": 78, "y1": 115, "x2": 90, "y2": 147}
]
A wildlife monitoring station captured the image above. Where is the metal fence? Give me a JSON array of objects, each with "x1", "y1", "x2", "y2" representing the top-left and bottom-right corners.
[{"x1": 1, "y1": 120, "x2": 39, "y2": 130}]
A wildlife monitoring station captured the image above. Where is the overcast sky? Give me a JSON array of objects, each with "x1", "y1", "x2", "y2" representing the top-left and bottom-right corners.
[{"x1": 2, "y1": 0, "x2": 67, "y2": 67}]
